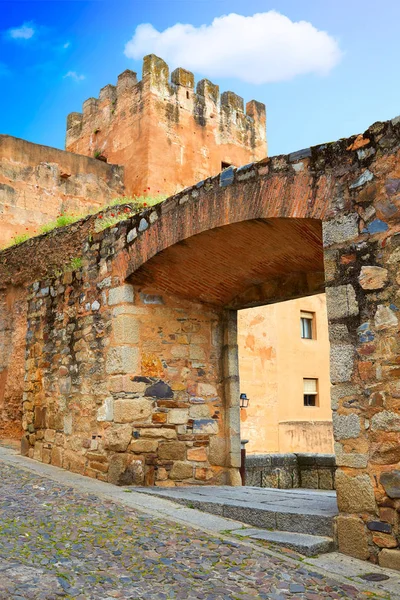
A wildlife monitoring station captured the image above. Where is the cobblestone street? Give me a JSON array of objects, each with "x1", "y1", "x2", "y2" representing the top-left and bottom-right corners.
[{"x1": 0, "y1": 461, "x2": 390, "y2": 600}]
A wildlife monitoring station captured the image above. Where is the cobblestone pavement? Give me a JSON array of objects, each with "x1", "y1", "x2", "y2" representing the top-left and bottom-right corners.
[{"x1": 0, "y1": 463, "x2": 382, "y2": 600}]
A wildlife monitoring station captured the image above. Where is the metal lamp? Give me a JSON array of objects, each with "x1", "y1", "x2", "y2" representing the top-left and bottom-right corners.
[{"x1": 240, "y1": 393, "x2": 249, "y2": 409}]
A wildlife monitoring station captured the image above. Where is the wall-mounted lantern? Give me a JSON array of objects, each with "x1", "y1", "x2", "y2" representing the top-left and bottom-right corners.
[{"x1": 240, "y1": 393, "x2": 249, "y2": 409}]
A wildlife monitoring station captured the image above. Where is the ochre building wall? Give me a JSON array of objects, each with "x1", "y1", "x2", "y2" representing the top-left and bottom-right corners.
[
  {"x1": 0, "y1": 134, "x2": 124, "y2": 247},
  {"x1": 239, "y1": 294, "x2": 333, "y2": 454},
  {"x1": 66, "y1": 55, "x2": 267, "y2": 198}
]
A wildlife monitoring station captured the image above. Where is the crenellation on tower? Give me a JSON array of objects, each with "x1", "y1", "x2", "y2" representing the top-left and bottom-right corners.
[{"x1": 66, "y1": 54, "x2": 267, "y2": 197}]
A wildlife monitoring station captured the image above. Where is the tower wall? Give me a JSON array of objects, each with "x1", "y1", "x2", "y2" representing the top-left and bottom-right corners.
[{"x1": 66, "y1": 55, "x2": 267, "y2": 197}]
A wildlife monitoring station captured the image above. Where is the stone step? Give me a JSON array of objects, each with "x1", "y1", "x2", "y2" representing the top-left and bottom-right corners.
[
  {"x1": 233, "y1": 528, "x2": 335, "y2": 557},
  {"x1": 135, "y1": 487, "x2": 337, "y2": 538}
]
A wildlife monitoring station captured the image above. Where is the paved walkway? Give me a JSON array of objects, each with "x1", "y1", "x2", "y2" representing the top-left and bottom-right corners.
[{"x1": 0, "y1": 447, "x2": 399, "y2": 599}]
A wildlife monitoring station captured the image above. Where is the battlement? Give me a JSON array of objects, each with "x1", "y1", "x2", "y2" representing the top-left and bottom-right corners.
[{"x1": 66, "y1": 55, "x2": 267, "y2": 197}]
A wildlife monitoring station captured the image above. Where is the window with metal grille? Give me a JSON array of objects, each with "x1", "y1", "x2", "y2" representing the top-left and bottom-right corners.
[
  {"x1": 300, "y1": 311, "x2": 314, "y2": 339},
  {"x1": 304, "y1": 378, "x2": 318, "y2": 406}
]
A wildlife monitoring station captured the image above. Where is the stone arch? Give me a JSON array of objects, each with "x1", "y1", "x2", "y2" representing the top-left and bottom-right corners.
[{"x1": 18, "y1": 117, "x2": 400, "y2": 566}]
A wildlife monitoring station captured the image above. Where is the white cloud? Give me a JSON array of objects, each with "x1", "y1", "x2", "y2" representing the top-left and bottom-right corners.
[
  {"x1": 124, "y1": 11, "x2": 342, "y2": 84},
  {"x1": 8, "y1": 22, "x2": 35, "y2": 40},
  {"x1": 64, "y1": 71, "x2": 85, "y2": 82}
]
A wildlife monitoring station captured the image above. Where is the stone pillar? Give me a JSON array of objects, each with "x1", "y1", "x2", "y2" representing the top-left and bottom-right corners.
[
  {"x1": 222, "y1": 309, "x2": 242, "y2": 486},
  {"x1": 323, "y1": 180, "x2": 400, "y2": 567}
]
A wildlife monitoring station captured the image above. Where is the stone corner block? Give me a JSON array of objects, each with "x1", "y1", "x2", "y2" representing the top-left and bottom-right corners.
[
  {"x1": 335, "y1": 470, "x2": 377, "y2": 514},
  {"x1": 106, "y1": 346, "x2": 139, "y2": 375},
  {"x1": 326, "y1": 285, "x2": 359, "y2": 320},
  {"x1": 108, "y1": 284, "x2": 134, "y2": 306}
]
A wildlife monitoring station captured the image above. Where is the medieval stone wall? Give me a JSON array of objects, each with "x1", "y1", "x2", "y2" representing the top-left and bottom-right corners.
[
  {"x1": 0, "y1": 286, "x2": 26, "y2": 438},
  {"x1": 0, "y1": 134, "x2": 124, "y2": 247},
  {"x1": 66, "y1": 55, "x2": 266, "y2": 198},
  {"x1": 2, "y1": 116, "x2": 400, "y2": 568}
]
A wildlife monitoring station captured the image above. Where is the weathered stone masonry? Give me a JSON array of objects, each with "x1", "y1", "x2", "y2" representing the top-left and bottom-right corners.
[{"x1": 2, "y1": 117, "x2": 400, "y2": 568}]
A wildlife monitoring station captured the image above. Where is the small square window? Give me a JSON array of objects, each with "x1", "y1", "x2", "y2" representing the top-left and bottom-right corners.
[
  {"x1": 221, "y1": 161, "x2": 232, "y2": 170},
  {"x1": 300, "y1": 311, "x2": 314, "y2": 339},
  {"x1": 304, "y1": 378, "x2": 318, "y2": 407}
]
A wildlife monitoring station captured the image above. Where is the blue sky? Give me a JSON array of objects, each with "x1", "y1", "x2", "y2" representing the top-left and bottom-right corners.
[{"x1": 1, "y1": 0, "x2": 400, "y2": 157}]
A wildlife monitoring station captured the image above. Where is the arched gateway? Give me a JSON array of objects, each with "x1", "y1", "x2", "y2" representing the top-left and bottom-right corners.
[{"x1": 2, "y1": 117, "x2": 400, "y2": 565}]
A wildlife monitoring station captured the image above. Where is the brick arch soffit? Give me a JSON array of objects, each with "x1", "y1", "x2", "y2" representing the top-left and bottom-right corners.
[{"x1": 122, "y1": 160, "x2": 335, "y2": 286}]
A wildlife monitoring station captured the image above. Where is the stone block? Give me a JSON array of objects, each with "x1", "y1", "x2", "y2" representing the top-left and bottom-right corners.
[
  {"x1": 332, "y1": 413, "x2": 360, "y2": 440},
  {"x1": 372, "y1": 533, "x2": 398, "y2": 548},
  {"x1": 318, "y1": 469, "x2": 334, "y2": 490},
  {"x1": 187, "y1": 446, "x2": 207, "y2": 462},
  {"x1": 195, "y1": 467, "x2": 214, "y2": 480},
  {"x1": 193, "y1": 419, "x2": 219, "y2": 434},
  {"x1": 169, "y1": 461, "x2": 193, "y2": 480},
  {"x1": 337, "y1": 515, "x2": 369, "y2": 560},
  {"x1": 374, "y1": 305, "x2": 398, "y2": 330},
  {"x1": 371, "y1": 411, "x2": 400, "y2": 432},
  {"x1": 158, "y1": 441, "x2": 186, "y2": 460},
  {"x1": 114, "y1": 398, "x2": 153, "y2": 423},
  {"x1": 167, "y1": 409, "x2": 189, "y2": 425},
  {"x1": 208, "y1": 436, "x2": 227, "y2": 466},
  {"x1": 108, "y1": 285, "x2": 134, "y2": 306},
  {"x1": 326, "y1": 285, "x2": 359, "y2": 320},
  {"x1": 359, "y1": 266, "x2": 388, "y2": 290},
  {"x1": 33, "y1": 441, "x2": 43, "y2": 461},
  {"x1": 334, "y1": 442, "x2": 367, "y2": 468},
  {"x1": 380, "y1": 470, "x2": 400, "y2": 499},
  {"x1": 189, "y1": 404, "x2": 210, "y2": 419},
  {"x1": 378, "y1": 549, "x2": 400, "y2": 571},
  {"x1": 197, "y1": 383, "x2": 217, "y2": 396},
  {"x1": 322, "y1": 214, "x2": 359, "y2": 247},
  {"x1": 103, "y1": 424, "x2": 132, "y2": 452},
  {"x1": 138, "y1": 427, "x2": 177, "y2": 439},
  {"x1": 330, "y1": 344, "x2": 355, "y2": 384},
  {"x1": 106, "y1": 346, "x2": 139, "y2": 374},
  {"x1": 97, "y1": 397, "x2": 114, "y2": 422},
  {"x1": 109, "y1": 375, "x2": 146, "y2": 394},
  {"x1": 51, "y1": 446, "x2": 63, "y2": 468},
  {"x1": 300, "y1": 469, "x2": 319, "y2": 489},
  {"x1": 113, "y1": 315, "x2": 140, "y2": 344},
  {"x1": 336, "y1": 471, "x2": 377, "y2": 513},
  {"x1": 108, "y1": 453, "x2": 144, "y2": 486},
  {"x1": 63, "y1": 414, "x2": 72, "y2": 435},
  {"x1": 367, "y1": 520, "x2": 392, "y2": 533},
  {"x1": 129, "y1": 439, "x2": 158, "y2": 453}
]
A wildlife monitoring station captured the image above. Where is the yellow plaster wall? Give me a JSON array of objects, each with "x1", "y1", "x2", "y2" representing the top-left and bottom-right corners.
[{"x1": 238, "y1": 293, "x2": 333, "y2": 454}]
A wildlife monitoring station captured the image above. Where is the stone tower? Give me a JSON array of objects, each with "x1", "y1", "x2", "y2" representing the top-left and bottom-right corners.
[{"x1": 66, "y1": 54, "x2": 267, "y2": 198}]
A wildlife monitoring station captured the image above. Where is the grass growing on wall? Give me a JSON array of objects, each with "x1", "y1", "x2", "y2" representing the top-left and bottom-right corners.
[{"x1": 1, "y1": 194, "x2": 166, "y2": 250}]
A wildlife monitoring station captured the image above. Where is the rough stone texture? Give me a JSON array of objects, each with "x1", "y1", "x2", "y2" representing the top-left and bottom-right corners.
[
  {"x1": 379, "y1": 549, "x2": 400, "y2": 571},
  {"x1": 335, "y1": 471, "x2": 377, "y2": 514},
  {"x1": 332, "y1": 414, "x2": 361, "y2": 440},
  {"x1": 114, "y1": 398, "x2": 153, "y2": 424},
  {"x1": 103, "y1": 424, "x2": 132, "y2": 452},
  {"x1": 337, "y1": 516, "x2": 369, "y2": 560},
  {"x1": 371, "y1": 411, "x2": 400, "y2": 432},
  {"x1": 358, "y1": 266, "x2": 388, "y2": 290},
  {"x1": 380, "y1": 470, "x2": 400, "y2": 499},
  {"x1": 374, "y1": 305, "x2": 398, "y2": 330},
  {"x1": 325, "y1": 285, "x2": 359, "y2": 320}
]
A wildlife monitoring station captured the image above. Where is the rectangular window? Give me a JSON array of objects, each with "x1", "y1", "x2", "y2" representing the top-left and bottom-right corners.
[
  {"x1": 300, "y1": 311, "x2": 314, "y2": 339},
  {"x1": 304, "y1": 378, "x2": 318, "y2": 407}
]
